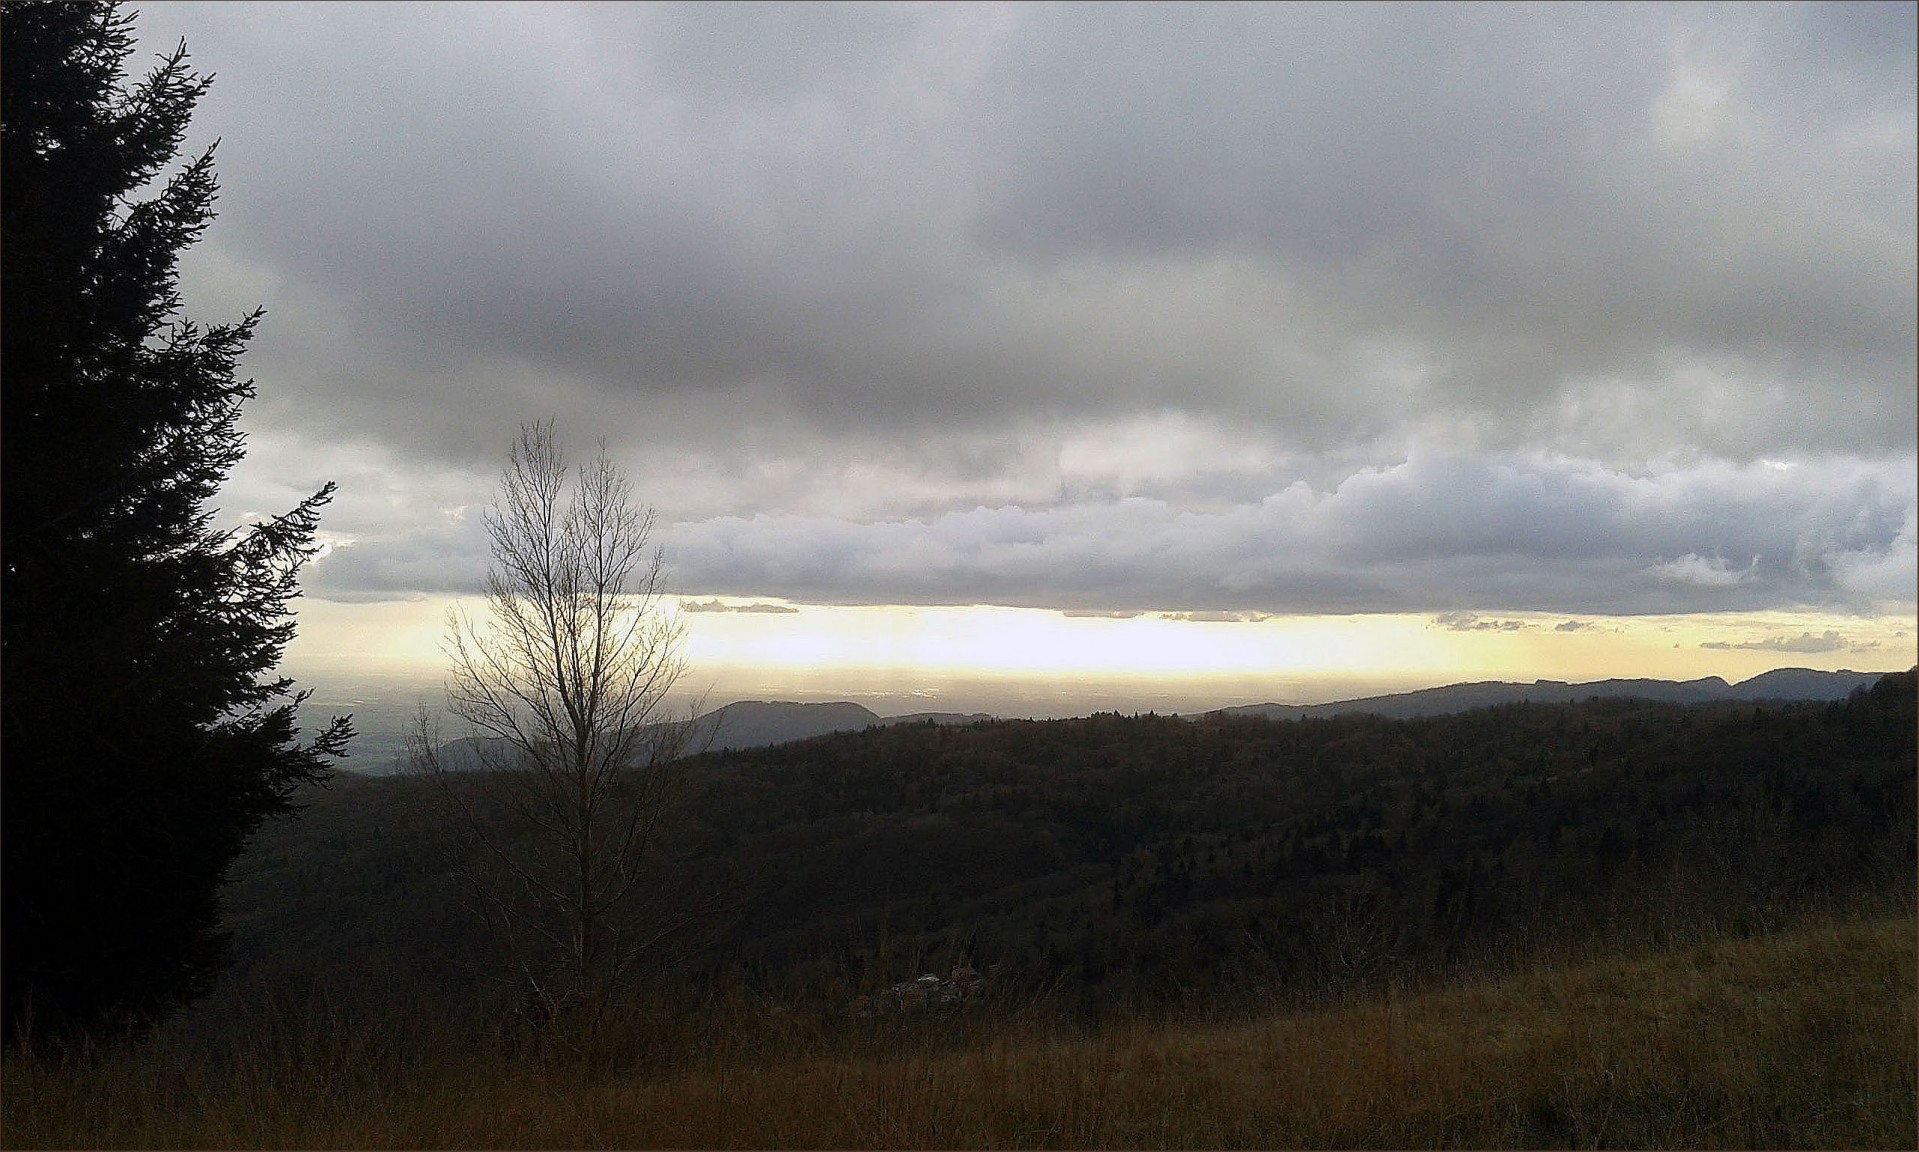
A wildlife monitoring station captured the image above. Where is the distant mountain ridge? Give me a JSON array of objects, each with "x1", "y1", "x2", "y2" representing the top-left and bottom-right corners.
[
  {"x1": 702, "y1": 700, "x2": 996, "y2": 751},
  {"x1": 351, "y1": 668, "x2": 1896, "y2": 774},
  {"x1": 359, "y1": 701, "x2": 998, "y2": 774},
  {"x1": 1207, "y1": 667, "x2": 1895, "y2": 722}
]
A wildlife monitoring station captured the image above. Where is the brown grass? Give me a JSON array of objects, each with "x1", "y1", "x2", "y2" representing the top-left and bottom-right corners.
[{"x1": 5, "y1": 914, "x2": 1912, "y2": 1148}]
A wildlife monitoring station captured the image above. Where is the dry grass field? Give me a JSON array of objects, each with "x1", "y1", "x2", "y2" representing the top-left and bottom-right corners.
[{"x1": 4, "y1": 912, "x2": 1911, "y2": 1149}]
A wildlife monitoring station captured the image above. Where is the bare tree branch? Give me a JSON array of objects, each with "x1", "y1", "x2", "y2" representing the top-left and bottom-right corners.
[{"x1": 411, "y1": 422, "x2": 705, "y2": 1061}]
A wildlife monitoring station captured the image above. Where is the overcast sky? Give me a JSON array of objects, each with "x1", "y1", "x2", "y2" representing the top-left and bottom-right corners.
[{"x1": 135, "y1": 1, "x2": 1914, "y2": 642}]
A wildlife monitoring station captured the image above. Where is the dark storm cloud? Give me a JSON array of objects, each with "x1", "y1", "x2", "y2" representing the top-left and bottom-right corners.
[
  {"x1": 148, "y1": 3, "x2": 1915, "y2": 455},
  {"x1": 135, "y1": 2, "x2": 1915, "y2": 616}
]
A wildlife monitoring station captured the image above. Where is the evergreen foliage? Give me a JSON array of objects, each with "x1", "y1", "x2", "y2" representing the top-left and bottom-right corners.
[{"x1": 1, "y1": 1, "x2": 351, "y2": 1044}]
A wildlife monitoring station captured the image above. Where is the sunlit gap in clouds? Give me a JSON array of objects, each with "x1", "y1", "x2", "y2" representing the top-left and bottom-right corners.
[{"x1": 281, "y1": 594, "x2": 1917, "y2": 721}]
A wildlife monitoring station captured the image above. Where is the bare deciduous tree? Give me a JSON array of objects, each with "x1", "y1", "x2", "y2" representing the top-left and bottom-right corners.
[{"x1": 412, "y1": 422, "x2": 704, "y2": 1059}]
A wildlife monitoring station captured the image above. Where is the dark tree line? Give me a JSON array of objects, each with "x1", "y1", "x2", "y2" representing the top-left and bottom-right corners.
[
  {"x1": 210, "y1": 671, "x2": 1914, "y2": 1029},
  {"x1": 2, "y1": 1, "x2": 348, "y2": 1044},
  {"x1": 666, "y1": 673, "x2": 1915, "y2": 1011}
]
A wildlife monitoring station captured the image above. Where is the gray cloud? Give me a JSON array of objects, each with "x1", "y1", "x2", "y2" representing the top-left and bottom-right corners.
[
  {"x1": 1161, "y1": 611, "x2": 1274, "y2": 624},
  {"x1": 1434, "y1": 613, "x2": 1534, "y2": 633},
  {"x1": 146, "y1": 3, "x2": 1915, "y2": 462},
  {"x1": 1701, "y1": 631, "x2": 1857, "y2": 654},
  {"x1": 128, "y1": 3, "x2": 1916, "y2": 621},
  {"x1": 647, "y1": 454, "x2": 1913, "y2": 616},
  {"x1": 294, "y1": 449, "x2": 1915, "y2": 617}
]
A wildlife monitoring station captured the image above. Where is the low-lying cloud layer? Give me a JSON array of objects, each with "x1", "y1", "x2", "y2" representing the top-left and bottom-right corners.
[
  {"x1": 134, "y1": 2, "x2": 1914, "y2": 623},
  {"x1": 1701, "y1": 630, "x2": 1867, "y2": 654},
  {"x1": 304, "y1": 452, "x2": 1914, "y2": 618}
]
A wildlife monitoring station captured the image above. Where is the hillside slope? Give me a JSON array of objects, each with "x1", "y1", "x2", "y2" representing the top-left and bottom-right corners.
[
  {"x1": 216, "y1": 672, "x2": 1915, "y2": 1023},
  {"x1": 6, "y1": 914, "x2": 1910, "y2": 1148}
]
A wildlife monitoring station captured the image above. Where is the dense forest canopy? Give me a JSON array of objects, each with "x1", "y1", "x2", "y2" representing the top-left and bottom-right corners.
[{"x1": 224, "y1": 672, "x2": 1914, "y2": 1020}]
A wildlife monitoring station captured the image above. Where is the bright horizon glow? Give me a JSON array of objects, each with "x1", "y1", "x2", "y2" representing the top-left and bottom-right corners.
[{"x1": 283, "y1": 594, "x2": 1916, "y2": 718}]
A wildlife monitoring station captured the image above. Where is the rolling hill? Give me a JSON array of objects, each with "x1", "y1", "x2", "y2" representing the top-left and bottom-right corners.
[
  {"x1": 346, "y1": 666, "x2": 1892, "y2": 774},
  {"x1": 1209, "y1": 666, "x2": 1889, "y2": 721}
]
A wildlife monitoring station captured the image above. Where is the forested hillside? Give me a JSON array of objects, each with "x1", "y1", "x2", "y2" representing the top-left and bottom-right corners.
[{"x1": 220, "y1": 670, "x2": 1915, "y2": 1021}]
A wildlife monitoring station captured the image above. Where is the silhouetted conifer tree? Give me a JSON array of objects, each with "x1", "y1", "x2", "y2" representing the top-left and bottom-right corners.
[{"x1": 1, "y1": 1, "x2": 351, "y2": 1044}]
